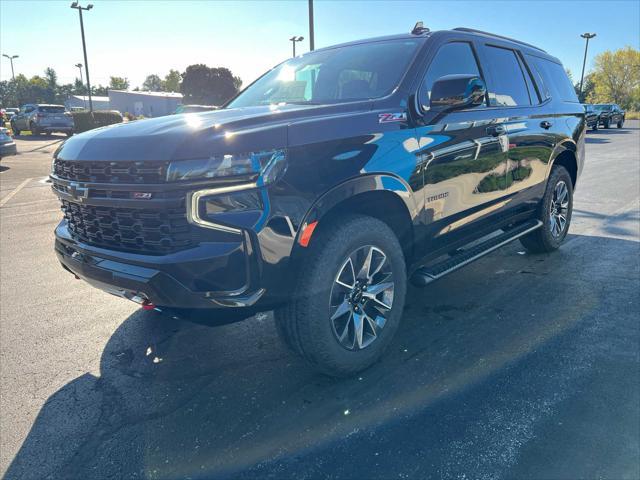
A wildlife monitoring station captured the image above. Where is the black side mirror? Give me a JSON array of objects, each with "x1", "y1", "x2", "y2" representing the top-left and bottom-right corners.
[{"x1": 429, "y1": 74, "x2": 486, "y2": 112}]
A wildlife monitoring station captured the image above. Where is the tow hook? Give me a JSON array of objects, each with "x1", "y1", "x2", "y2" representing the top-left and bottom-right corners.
[
  {"x1": 130, "y1": 294, "x2": 156, "y2": 310},
  {"x1": 141, "y1": 301, "x2": 156, "y2": 311}
]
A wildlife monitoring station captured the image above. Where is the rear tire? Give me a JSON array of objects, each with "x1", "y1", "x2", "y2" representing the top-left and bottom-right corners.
[
  {"x1": 30, "y1": 123, "x2": 40, "y2": 136},
  {"x1": 520, "y1": 165, "x2": 573, "y2": 253},
  {"x1": 275, "y1": 215, "x2": 407, "y2": 377}
]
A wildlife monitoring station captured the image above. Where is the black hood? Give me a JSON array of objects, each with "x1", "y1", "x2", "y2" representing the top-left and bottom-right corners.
[{"x1": 56, "y1": 103, "x2": 372, "y2": 162}]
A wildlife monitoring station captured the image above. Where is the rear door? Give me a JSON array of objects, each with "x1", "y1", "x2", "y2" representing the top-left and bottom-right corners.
[
  {"x1": 413, "y1": 39, "x2": 510, "y2": 251},
  {"x1": 478, "y1": 45, "x2": 555, "y2": 211}
]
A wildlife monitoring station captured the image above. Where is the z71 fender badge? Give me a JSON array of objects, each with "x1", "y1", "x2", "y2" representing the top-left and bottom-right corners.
[{"x1": 378, "y1": 112, "x2": 407, "y2": 123}]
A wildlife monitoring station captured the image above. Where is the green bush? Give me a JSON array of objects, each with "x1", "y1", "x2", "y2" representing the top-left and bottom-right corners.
[{"x1": 71, "y1": 110, "x2": 123, "y2": 133}]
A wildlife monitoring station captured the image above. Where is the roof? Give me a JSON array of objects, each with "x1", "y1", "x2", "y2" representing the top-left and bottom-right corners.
[
  {"x1": 304, "y1": 25, "x2": 553, "y2": 61},
  {"x1": 108, "y1": 90, "x2": 183, "y2": 98},
  {"x1": 68, "y1": 95, "x2": 110, "y2": 102}
]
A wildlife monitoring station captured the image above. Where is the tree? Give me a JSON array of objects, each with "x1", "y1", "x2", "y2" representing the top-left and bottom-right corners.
[
  {"x1": 44, "y1": 67, "x2": 58, "y2": 90},
  {"x1": 142, "y1": 74, "x2": 163, "y2": 91},
  {"x1": 575, "y1": 72, "x2": 596, "y2": 103},
  {"x1": 93, "y1": 85, "x2": 108, "y2": 96},
  {"x1": 180, "y1": 65, "x2": 242, "y2": 105},
  {"x1": 588, "y1": 46, "x2": 640, "y2": 110},
  {"x1": 73, "y1": 78, "x2": 87, "y2": 95},
  {"x1": 164, "y1": 69, "x2": 181, "y2": 92},
  {"x1": 109, "y1": 76, "x2": 130, "y2": 90}
]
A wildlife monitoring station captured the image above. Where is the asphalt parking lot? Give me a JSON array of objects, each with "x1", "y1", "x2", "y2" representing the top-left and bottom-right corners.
[{"x1": 1, "y1": 124, "x2": 639, "y2": 479}]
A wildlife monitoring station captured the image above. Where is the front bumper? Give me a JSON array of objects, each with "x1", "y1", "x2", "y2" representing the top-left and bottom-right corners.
[
  {"x1": 41, "y1": 125, "x2": 73, "y2": 133},
  {"x1": 55, "y1": 220, "x2": 266, "y2": 310}
]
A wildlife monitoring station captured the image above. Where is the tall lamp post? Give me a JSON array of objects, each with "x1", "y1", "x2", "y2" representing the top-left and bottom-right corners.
[
  {"x1": 579, "y1": 32, "x2": 596, "y2": 100},
  {"x1": 289, "y1": 36, "x2": 304, "y2": 57},
  {"x1": 308, "y1": 0, "x2": 315, "y2": 51},
  {"x1": 70, "y1": 2, "x2": 94, "y2": 112},
  {"x1": 75, "y1": 63, "x2": 86, "y2": 109},
  {"x1": 2, "y1": 54, "x2": 18, "y2": 81}
]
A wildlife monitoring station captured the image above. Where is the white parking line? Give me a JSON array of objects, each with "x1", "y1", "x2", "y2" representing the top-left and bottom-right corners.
[{"x1": 0, "y1": 178, "x2": 32, "y2": 207}]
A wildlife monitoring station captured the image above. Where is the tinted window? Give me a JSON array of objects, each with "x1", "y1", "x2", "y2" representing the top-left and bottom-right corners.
[
  {"x1": 526, "y1": 55, "x2": 579, "y2": 103},
  {"x1": 484, "y1": 46, "x2": 531, "y2": 106},
  {"x1": 39, "y1": 106, "x2": 66, "y2": 113},
  {"x1": 228, "y1": 39, "x2": 421, "y2": 107},
  {"x1": 420, "y1": 42, "x2": 482, "y2": 109}
]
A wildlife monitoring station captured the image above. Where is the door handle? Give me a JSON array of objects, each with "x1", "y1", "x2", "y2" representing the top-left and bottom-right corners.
[
  {"x1": 540, "y1": 120, "x2": 553, "y2": 129},
  {"x1": 486, "y1": 125, "x2": 506, "y2": 137}
]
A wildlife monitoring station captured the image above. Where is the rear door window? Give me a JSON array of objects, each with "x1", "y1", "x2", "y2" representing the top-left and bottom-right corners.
[
  {"x1": 420, "y1": 41, "x2": 483, "y2": 110},
  {"x1": 483, "y1": 45, "x2": 532, "y2": 107},
  {"x1": 525, "y1": 55, "x2": 579, "y2": 103}
]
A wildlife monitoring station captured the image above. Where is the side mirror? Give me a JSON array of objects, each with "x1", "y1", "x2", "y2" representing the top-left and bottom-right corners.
[{"x1": 429, "y1": 74, "x2": 486, "y2": 112}]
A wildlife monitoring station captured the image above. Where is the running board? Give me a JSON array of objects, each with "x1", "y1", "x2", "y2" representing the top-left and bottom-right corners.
[{"x1": 410, "y1": 220, "x2": 543, "y2": 287}]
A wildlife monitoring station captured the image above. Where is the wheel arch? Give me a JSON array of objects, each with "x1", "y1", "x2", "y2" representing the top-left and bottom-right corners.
[
  {"x1": 293, "y1": 174, "x2": 418, "y2": 263},
  {"x1": 548, "y1": 141, "x2": 578, "y2": 188}
]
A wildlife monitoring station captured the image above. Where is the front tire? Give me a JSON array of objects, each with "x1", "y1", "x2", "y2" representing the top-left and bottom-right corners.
[
  {"x1": 11, "y1": 122, "x2": 20, "y2": 136},
  {"x1": 275, "y1": 215, "x2": 407, "y2": 377},
  {"x1": 592, "y1": 123, "x2": 598, "y2": 131},
  {"x1": 604, "y1": 119, "x2": 610, "y2": 129},
  {"x1": 520, "y1": 165, "x2": 573, "y2": 253},
  {"x1": 617, "y1": 119, "x2": 623, "y2": 128}
]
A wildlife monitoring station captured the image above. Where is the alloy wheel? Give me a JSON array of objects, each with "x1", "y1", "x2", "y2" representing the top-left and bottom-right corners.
[
  {"x1": 329, "y1": 245, "x2": 394, "y2": 350},
  {"x1": 549, "y1": 180, "x2": 569, "y2": 238}
]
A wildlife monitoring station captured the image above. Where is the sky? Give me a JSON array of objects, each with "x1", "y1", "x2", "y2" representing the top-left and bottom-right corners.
[{"x1": 1, "y1": 0, "x2": 639, "y2": 90}]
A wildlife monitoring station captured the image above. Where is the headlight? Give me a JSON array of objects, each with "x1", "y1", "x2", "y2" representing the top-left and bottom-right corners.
[{"x1": 167, "y1": 149, "x2": 287, "y2": 185}]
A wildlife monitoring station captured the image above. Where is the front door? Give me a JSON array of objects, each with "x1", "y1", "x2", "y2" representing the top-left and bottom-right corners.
[{"x1": 413, "y1": 40, "x2": 510, "y2": 252}]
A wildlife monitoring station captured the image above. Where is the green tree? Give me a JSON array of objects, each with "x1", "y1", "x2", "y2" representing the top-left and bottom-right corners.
[
  {"x1": 44, "y1": 67, "x2": 58, "y2": 90},
  {"x1": 589, "y1": 46, "x2": 640, "y2": 110},
  {"x1": 109, "y1": 76, "x2": 130, "y2": 90},
  {"x1": 180, "y1": 65, "x2": 241, "y2": 105},
  {"x1": 93, "y1": 85, "x2": 108, "y2": 96},
  {"x1": 73, "y1": 78, "x2": 87, "y2": 95},
  {"x1": 164, "y1": 69, "x2": 181, "y2": 92},
  {"x1": 142, "y1": 74, "x2": 163, "y2": 91}
]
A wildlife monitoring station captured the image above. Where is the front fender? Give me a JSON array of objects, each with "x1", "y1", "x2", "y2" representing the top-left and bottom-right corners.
[{"x1": 296, "y1": 173, "x2": 418, "y2": 243}]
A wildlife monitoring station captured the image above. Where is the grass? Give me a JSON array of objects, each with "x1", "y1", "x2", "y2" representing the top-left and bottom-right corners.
[{"x1": 624, "y1": 111, "x2": 640, "y2": 120}]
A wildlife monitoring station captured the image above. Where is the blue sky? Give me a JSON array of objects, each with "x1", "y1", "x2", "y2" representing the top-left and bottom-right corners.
[{"x1": 1, "y1": 0, "x2": 639, "y2": 89}]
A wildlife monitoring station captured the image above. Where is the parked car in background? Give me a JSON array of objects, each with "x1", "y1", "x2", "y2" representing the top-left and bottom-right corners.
[
  {"x1": 593, "y1": 103, "x2": 625, "y2": 128},
  {"x1": 582, "y1": 104, "x2": 598, "y2": 130},
  {"x1": 10, "y1": 104, "x2": 74, "y2": 136},
  {"x1": 51, "y1": 25, "x2": 584, "y2": 376},
  {"x1": 174, "y1": 104, "x2": 219, "y2": 114},
  {"x1": 0, "y1": 127, "x2": 17, "y2": 159},
  {"x1": 5, "y1": 107, "x2": 19, "y2": 120}
]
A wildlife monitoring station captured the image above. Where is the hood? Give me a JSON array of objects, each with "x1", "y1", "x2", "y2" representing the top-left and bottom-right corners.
[{"x1": 56, "y1": 103, "x2": 371, "y2": 162}]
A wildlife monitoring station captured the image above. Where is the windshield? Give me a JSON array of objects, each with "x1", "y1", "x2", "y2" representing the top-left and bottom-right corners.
[
  {"x1": 228, "y1": 39, "x2": 421, "y2": 108},
  {"x1": 593, "y1": 104, "x2": 613, "y2": 112}
]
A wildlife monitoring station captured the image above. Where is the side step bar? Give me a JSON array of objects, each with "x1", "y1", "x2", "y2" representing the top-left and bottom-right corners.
[{"x1": 410, "y1": 220, "x2": 543, "y2": 287}]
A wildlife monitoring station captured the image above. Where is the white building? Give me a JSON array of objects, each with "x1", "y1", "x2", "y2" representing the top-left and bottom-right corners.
[
  {"x1": 108, "y1": 90, "x2": 183, "y2": 118},
  {"x1": 64, "y1": 95, "x2": 110, "y2": 111}
]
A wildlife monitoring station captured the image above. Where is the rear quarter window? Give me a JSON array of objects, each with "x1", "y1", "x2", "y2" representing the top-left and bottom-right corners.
[{"x1": 526, "y1": 55, "x2": 578, "y2": 103}]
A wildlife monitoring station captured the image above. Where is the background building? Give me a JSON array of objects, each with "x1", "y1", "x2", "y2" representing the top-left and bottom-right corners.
[
  {"x1": 64, "y1": 95, "x2": 110, "y2": 111},
  {"x1": 108, "y1": 90, "x2": 183, "y2": 117}
]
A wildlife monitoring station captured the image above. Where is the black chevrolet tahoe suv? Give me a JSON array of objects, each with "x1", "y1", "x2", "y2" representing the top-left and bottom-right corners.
[
  {"x1": 52, "y1": 25, "x2": 584, "y2": 376},
  {"x1": 593, "y1": 103, "x2": 625, "y2": 129}
]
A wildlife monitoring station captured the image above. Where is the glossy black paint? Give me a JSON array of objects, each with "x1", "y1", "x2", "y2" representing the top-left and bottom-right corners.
[{"x1": 52, "y1": 28, "x2": 585, "y2": 318}]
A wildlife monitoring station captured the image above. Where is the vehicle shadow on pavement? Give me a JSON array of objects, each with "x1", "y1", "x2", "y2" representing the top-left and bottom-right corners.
[{"x1": 5, "y1": 234, "x2": 640, "y2": 480}]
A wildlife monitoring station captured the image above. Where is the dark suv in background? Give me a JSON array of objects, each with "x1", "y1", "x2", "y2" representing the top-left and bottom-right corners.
[
  {"x1": 51, "y1": 24, "x2": 584, "y2": 376},
  {"x1": 593, "y1": 103, "x2": 625, "y2": 128}
]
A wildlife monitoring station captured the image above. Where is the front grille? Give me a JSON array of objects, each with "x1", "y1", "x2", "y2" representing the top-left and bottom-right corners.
[
  {"x1": 61, "y1": 200, "x2": 194, "y2": 254},
  {"x1": 54, "y1": 159, "x2": 168, "y2": 184}
]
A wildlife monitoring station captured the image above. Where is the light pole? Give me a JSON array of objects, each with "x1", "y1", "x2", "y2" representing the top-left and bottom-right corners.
[
  {"x1": 308, "y1": 0, "x2": 315, "y2": 51},
  {"x1": 75, "y1": 63, "x2": 86, "y2": 109},
  {"x1": 70, "y1": 2, "x2": 94, "y2": 112},
  {"x1": 289, "y1": 36, "x2": 304, "y2": 57},
  {"x1": 579, "y1": 32, "x2": 596, "y2": 100},
  {"x1": 2, "y1": 54, "x2": 18, "y2": 81}
]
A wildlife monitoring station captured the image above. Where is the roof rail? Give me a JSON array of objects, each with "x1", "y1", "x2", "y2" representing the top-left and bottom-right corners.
[{"x1": 452, "y1": 27, "x2": 546, "y2": 53}]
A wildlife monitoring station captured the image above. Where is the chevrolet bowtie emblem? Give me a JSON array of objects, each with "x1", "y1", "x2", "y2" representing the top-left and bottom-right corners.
[{"x1": 68, "y1": 182, "x2": 89, "y2": 202}]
